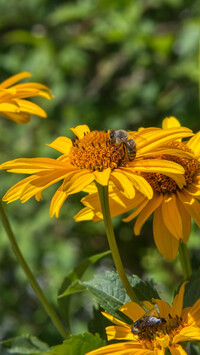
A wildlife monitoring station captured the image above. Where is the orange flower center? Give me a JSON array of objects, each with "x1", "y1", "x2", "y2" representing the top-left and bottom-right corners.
[
  {"x1": 137, "y1": 314, "x2": 184, "y2": 350},
  {"x1": 69, "y1": 130, "x2": 132, "y2": 171},
  {"x1": 141, "y1": 142, "x2": 198, "y2": 194}
]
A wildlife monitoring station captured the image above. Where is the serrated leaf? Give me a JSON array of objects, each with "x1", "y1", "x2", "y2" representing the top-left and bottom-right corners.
[
  {"x1": 0, "y1": 335, "x2": 49, "y2": 354},
  {"x1": 82, "y1": 271, "x2": 160, "y2": 323},
  {"x1": 183, "y1": 269, "x2": 200, "y2": 307},
  {"x1": 41, "y1": 333, "x2": 105, "y2": 355}
]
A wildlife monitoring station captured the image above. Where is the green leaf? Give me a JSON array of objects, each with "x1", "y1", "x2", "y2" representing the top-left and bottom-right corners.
[
  {"x1": 183, "y1": 269, "x2": 200, "y2": 307},
  {"x1": 41, "y1": 333, "x2": 105, "y2": 355},
  {"x1": 82, "y1": 271, "x2": 160, "y2": 323},
  {"x1": 57, "y1": 251, "x2": 110, "y2": 324},
  {"x1": 0, "y1": 335, "x2": 49, "y2": 354}
]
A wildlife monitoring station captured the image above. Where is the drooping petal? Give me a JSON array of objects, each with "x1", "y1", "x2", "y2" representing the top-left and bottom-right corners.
[
  {"x1": 134, "y1": 193, "x2": 163, "y2": 235},
  {"x1": 110, "y1": 171, "x2": 136, "y2": 199},
  {"x1": 161, "y1": 194, "x2": 182, "y2": 240},
  {"x1": 123, "y1": 198, "x2": 149, "y2": 222},
  {"x1": 63, "y1": 170, "x2": 94, "y2": 194},
  {"x1": 74, "y1": 206, "x2": 96, "y2": 222},
  {"x1": 50, "y1": 184, "x2": 68, "y2": 217},
  {"x1": 176, "y1": 197, "x2": 191, "y2": 243},
  {"x1": 13, "y1": 99, "x2": 47, "y2": 118},
  {"x1": 177, "y1": 190, "x2": 200, "y2": 228},
  {"x1": 187, "y1": 131, "x2": 200, "y2": 157},
  {"x1": 153, "y1": 206, "x2": 179, "y2": 260}
]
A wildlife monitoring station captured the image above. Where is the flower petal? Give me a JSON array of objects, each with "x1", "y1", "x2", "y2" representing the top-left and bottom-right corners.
[
  {"x1": 177, "y1": 190, "x2": 200, "y2": 228},
  {"x1": 47, "y1": 136, "x2": 72, "y2": 154},
  {"x1": 134, "y1": 193, "x2": 163, "y2": 235},
  {"x1": 153, "y1": 299, "x2": 171, "y2": 318},
  {"x1": 162, "y1": 117, "x2": 181, "y2": 129},
  {"x1": 63, "y1": 170, "x2": 94, "y2": 194},
  {"x1": 0, "y1": 72, "x2": 32, "y2": 88},
  {"x1": 161, "y1": 194, "x2": 182, "y2": 240},
  {"x1": 86, "y1": 342, "x2": 151, "y2": 355},
  {"x1": 94, "y1": 168, "x2": 111, "y2": 186},
  {"x1": 70, "y1": 125, "x2": 90, "y2": 139},
  {"x1": 187, "y1": 131, "x2": 200, "y2": 157},
  {"x1": 176, "y1": 197, "x2": 191, "y2": 243},
  {"x1": 153, "y1": 205, "x2": 179, "y2": 260},
  {"x1": 50, "y1": 184, "x2": 68, "y2": 217},
  {"x1": 106, "y1": 325, "x2": 135, "y2": 341},
  {"x1": 171, "y1": 282, "x2": 187, "y2": 318},
  {"x1": 119, "y1": 302, "x2": 146, "y2": 321},
  {"x1": 173, "y1": 326, "x2": 200, "y2": 343},
  {"x1": 110, "y1": 171, "x2": 136, "y2": 198},
  {"x1": 169, "y1": 344, "x2": 188, "y2": 355}
]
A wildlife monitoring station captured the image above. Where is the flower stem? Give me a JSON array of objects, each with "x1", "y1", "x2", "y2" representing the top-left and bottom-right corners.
[
  {"x1": 179, "y1": 242, "x2": 192, "y2": 279},
  {"x1": 96, "y1": 183, "x2": 139, "y2": 303},
  {"x1": 0, "y1": 201, "x2": 68, "y2": 339}
]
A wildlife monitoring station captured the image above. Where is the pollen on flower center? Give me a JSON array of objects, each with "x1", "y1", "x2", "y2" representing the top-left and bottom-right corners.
[
  {"x1": 137, "y1": 314, "x2": 184, "y2": 350},
  {"x1": 141, "y1": 141, "x2": 199, "y2": 194},
  {"x1": 69, "y1": 130, "x2": 129, "y2": 171}
]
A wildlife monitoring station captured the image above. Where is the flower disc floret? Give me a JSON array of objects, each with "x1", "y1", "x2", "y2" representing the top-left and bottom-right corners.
[
  {"x1": 69, "y1": 130, "x2": 128, "y2": 171},
  {"x1": 141, "y1": 142, "x2": 198, "y2": 193}
]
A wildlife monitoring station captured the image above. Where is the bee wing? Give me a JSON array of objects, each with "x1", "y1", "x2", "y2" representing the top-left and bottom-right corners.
[{"x1": 143, "y1": 306, "x2": 159, "y2": 317}]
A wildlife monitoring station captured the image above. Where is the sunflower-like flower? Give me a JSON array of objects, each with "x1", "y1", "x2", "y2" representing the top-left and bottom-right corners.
[
  {"x1": 75, "y1": 118, "x2": 200, "y2": 260},
  {"x1": 0, "y1": 123, "x2": 193, "y2": 217},
  {"x1": 86, "y1": 282, "x2": 200, "y2": 355},
  {"x1": 0, "y1": 72, "x2": 52, "y2": 123}
]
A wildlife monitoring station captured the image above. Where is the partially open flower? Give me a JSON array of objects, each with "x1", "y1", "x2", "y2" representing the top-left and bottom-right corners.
[
  {"x1": 86, "y1": 282, "x2": 200, "y2": 355},
  {"x1": 0, "y1": 123, "x2": 192, "y2": 217},
  {"x1": 74, "y1": 118, "x2": 200, "y2": 260},
  {"x1": 0, "y1": 72, "x2": 52, "y2": 123}
]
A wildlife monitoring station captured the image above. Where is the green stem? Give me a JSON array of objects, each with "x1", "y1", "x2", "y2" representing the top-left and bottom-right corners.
[
  {"x1": 179, "y1": 242, "x2": 192, "y2": 279},
  {"x1": 96, "y1": 183, "x2": 139, "y2": 303},
  {"x1": 0, "y1": 201, "x2": 68, "y2": 339}
]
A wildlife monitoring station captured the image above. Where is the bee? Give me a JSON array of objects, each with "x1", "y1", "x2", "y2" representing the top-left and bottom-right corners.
[
  {"x1": 109, "y1": 129, "x2": 136, "y2": 162},
  {"x1": 131, "y1": 308, "x2": 166, "y2": 335}
]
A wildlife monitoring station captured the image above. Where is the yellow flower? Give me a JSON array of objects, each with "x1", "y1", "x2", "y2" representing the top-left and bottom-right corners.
[
  {"x1": 0, "y1": 72, "x2": 52, "y2": 123},
  {"x1": 86, "y1": 282, "x2": 200, "y2": 355},
  {"x1": 0, "y1": 124, "x2": 193, "y2": 217},
  {"x1": 75, "y1": 118, "x2": 200, "y2": 260}
]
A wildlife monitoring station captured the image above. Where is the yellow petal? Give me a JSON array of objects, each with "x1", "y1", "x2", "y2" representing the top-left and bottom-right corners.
[
  {"x1": 0, "y1": 102, "x2": 20, "y2": 112},
  {"x1": 169, "y1": 344, "x2": 188, "y2": 355},
  {"x1": 123, "y1": 198, "x2": 149, "y2": 223},
  {"x1": 0, "y1": 72, "x2": 32, "y2": 88},
  {"x1": 63, "y1": 170, "x2": 94, "y2": 194},
  {"x1": 110, "y1": 171, "x2": 136, "y2": 199},
  {"x1": 162, "y1": 117, "x2": 181, "y2": 129},
  {"x1": 153, "y1": 205, "x2": 179, "y2": 260},
  {"x1": 119, "y1": 168, "x2": 153, "y2": 199},
  {"x1": 119, "y1": 302, "x2": 146, "y2": 321},
  {"x1": 186, "y1": 298, "x2": 200, "y2": 326},
  {"x1": 0, "y1": 111, "x2": 30, "y2": 123},
  {"x1": 187, "y1": 131, "x2": 200, "y2": 157},
  {"x1": 134, "y1": 193, "x2": 163, "y2": 235},
  {"x1": 102, "y1": 312, "x2": 128, "y2": 327},
  {"x1": 0, "y1": 158, "x2": 71, "y2": 173},
  {"x1": 74, "y1": 206, "x2": 95, "y2": 222},
  {"x1": 173, "y1": 326, "x2": 200, "y2": 343},
  {"x1": 171, "y1": 282, "x2": 187, "y2": 318},
  {"x1": 94, "y1": 168, "x2": 111, "y2": 186},
  {"x1": 47, "y1": 136, "x2": 72, "y2": 154},
  {"x1": 70, "y1": 125, "x2": 90, "y2": 139},
  {"x1": 161, "y1": 194, "x2": 182, "y2": 240},
  {"x1": 177, "y1": 190, "x2": 200, "y2": 228},
  {"x1": 86, "y1": 342, "x2": 148, "y2": 355},
  {"x1": 106, "y1": 325, "x2": 134, "y2": 341},
  {"x1": 14, "y1": 99, "x2": 47, "y2": 118},
  {"x1": 50, "y1": 184, "x2": 68, "y2": 217},
  {"x1": 176, "y1": 197, "x2": 191, "y2": 243},
  {"x1": 153, "y1": 299, "x2": 171, "y2": 318}
]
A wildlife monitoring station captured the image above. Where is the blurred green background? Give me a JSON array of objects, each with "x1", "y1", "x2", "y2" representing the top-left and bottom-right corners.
[{"x1": 0, "y1": 0, "x2": 200, "y2": 351}]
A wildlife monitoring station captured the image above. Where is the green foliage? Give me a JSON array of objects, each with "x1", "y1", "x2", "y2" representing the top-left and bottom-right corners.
[
  {"x1": 42, "y1": 333, "x2": 106, "y2": 355},
  {"x1": 183, "y1": 269, "x2": 200, "y2": 307},
  {"x1": 0, "y1": 335, "x2": 49, "y2": 354}
]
